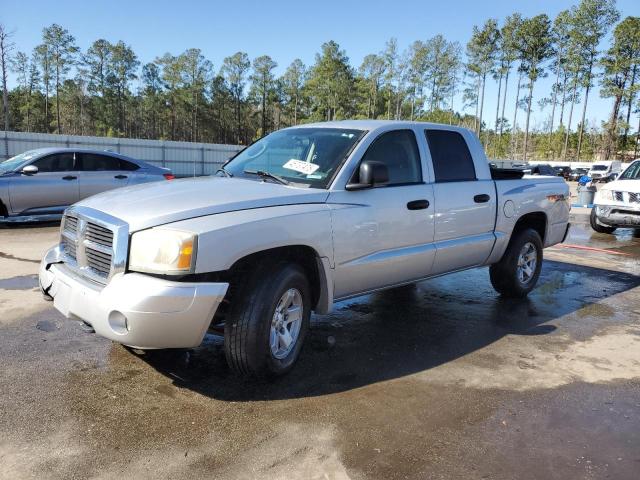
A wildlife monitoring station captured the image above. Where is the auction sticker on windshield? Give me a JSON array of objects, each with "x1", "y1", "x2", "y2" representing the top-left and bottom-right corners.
[{"x1": 283, "y1": 159, "x2": 320, "y2": 175}]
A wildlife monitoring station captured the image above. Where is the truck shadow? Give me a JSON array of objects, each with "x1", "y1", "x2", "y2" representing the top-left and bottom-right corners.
[{"x1": 134, "y1": 260, "x2": 640, "y2": 401}]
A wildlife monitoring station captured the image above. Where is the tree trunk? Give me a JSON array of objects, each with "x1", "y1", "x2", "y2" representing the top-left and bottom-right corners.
[
  {"x1": 511, "y1": 72, "x2": 522, "y2": 159},
  {"x1": 576, "y1": 81, "x2": 591, "y2": 161},
  {"x1": 478, "y1": 72, "x2": 487, "y2": 137},
  {"x1": 576, "y1": 57, "x2": 594, "y2": 161},
  {"x1": 559, "y1": 70, "x2": 568, "y2": 127},
  {"x1": 622, "y1": 64, "x2": 637, "y2": 148},
  {"x1": 605, "y1": 90, "x2": 624, "y2": 160},
  {"x1": 634, "y1": 114, "x2": 640, "y2": 159},
  {"x1": 473, "y1": 75, "x2": 480, "y2": 133},
  {"x1": 55, "y1": 62, "x2": 61, "y2": 134},
  {"x1": 500, "y1": 68, "x2": 510, "y2": 137},
  {"x1": 523, "y1": 80, "x2": 534, "y2": 162},
  {"x1": 1, "y1": 58, "x2": 8, "y2": 131},
  {"x1": 494, "y1": 71, "x2": 503, "y2": 132},
  {"x1": 548, "y1": 66, "x2": 561, "y2": 154},
  {"x1": 562, "y1": 77, "x2": 578, "y2": 161}
]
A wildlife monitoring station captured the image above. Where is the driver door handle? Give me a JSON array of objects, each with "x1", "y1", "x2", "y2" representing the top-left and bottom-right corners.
[
  {"x1": 474, "y1": 194, "x2": 490, "y2": 203},
  {"x1": 114, "y1": 175, "x2": 128, "y2": 179},
  {"x1": 62, "y1": 175, "x2": 77, "y2": 181},
  {"x1": 407, "y1": 199, "x2": 430, "y2": 210}
]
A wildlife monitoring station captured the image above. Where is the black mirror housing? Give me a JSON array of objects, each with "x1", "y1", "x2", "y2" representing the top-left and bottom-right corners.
[{"x1": 346, "y1": 160, "x2": 389, "y2": 190}]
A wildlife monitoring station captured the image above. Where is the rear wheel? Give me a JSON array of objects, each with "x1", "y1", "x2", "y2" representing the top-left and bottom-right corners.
[
  {"x1": 224, "y1": 262, "x2": 311, "y2": 377},
  {"x1": 490, "y1": 228, "x2": 543, "y2": 298},
  {"x1": 590, "y1": 208, "x2": 616, "y2": 234}
]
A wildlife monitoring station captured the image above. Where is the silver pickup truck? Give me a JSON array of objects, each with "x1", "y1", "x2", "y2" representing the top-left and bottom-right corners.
[{"x1": 40, "y1": 121, "x2": 570, "y2": 377}]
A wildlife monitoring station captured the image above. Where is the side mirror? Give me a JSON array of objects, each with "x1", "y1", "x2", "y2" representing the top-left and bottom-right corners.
[
  {"x1": 22, "y1": 165, "x2": 38, "y2": 175},
  {"x1": 346, "y1": 161, "x2": 389, "y2": 191}
]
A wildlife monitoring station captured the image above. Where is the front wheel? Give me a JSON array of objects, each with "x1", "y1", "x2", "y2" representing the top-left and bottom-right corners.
[
  {"x1": 490, "y1": 228, "x2": 543, "y2": 298},
  {"x1": 590, "y1": 208, "x2": 616, "y2": 234},
  {"x1": 224, "y1": 262, "x2": 311, "y2": 377}
]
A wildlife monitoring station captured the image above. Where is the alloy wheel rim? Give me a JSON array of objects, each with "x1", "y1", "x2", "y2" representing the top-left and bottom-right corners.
[
  {"x1": 270, "y1": 288, "x2": 303, "y2": 359},
  {"x1": 516, "y1": 242, "x2": 537, "y2": 284}
]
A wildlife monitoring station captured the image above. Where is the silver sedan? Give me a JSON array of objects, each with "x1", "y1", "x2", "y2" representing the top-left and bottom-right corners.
[{"x1": 0, "y1": 148, "x2": 174, "y2": 222}]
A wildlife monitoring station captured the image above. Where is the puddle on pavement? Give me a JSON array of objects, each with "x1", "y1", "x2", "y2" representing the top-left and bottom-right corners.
[
  {"x1": 0, "y1": 274, "x2": 39, "y2": 290},
  {"x1": 36, "y1": 320, "x2": 59, "y2": 332}
]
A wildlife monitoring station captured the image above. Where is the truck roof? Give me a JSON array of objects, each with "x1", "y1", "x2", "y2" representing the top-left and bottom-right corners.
[{"x1": 286, "y1": 119, "x2": 472, "y2": 135}]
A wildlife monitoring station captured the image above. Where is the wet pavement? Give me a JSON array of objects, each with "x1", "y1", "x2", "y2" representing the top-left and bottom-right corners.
[{"x1": 1, "y1": 213, "x2": 640, "y2": 479}]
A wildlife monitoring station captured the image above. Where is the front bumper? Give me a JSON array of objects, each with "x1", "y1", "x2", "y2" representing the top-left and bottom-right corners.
[
  {"x1": 39, "y1": 246, "x2": 229, "y2": 349},
  {"x1": 594, "y1": 205, "x2": 640, "y2": 227}
]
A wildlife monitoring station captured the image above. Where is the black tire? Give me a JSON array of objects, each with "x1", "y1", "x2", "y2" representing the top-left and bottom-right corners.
[
  {"x1": 590, "y1": 208, "x2": 616, "y2": 234},
  {"x1": 224, "y1": 261, "x2": 311, "y2": 377},
  {"x1": 490, "y1": 228, "x2": 543, "y2": 298}
]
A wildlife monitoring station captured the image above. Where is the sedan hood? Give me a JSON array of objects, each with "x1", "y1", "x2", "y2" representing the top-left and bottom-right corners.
[{"x1": 76, "y1": 176, "x2": 329, "y2": 231}]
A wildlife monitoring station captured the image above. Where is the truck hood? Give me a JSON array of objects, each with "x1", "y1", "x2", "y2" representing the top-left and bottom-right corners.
[
  {"x1": 76, "y1": 176, "x2": 330, "y2": 231},
  {"x1": 600, "y1": 179, "x2": 640, "y2": 193}
]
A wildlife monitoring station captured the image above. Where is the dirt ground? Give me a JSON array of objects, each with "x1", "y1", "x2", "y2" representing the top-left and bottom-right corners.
[{"x1": 1, "y1": 208, "x2": 639, "y2": 479}]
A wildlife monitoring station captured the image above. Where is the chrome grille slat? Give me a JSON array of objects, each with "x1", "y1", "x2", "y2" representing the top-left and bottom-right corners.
[{"x1": 59, "y1": 210, "x2": 126, "y2": 283}]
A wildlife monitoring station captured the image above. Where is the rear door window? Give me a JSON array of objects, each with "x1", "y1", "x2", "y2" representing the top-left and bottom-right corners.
[
  {"x1": 119, "y1": 160, "x2": 139, "y2": 171},
  {"x1": 79, "y1": 153, "x2": 121, "y2": 171},
  {"x1": 424, "y1": 130, "x2": 476, "y2": 182}
]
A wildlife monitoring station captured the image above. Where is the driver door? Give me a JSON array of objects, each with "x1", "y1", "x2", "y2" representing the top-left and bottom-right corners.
[
  {"x1": 329, "y1": 129, "x2": 436, "y2": 298},
  {"x1": 8, "y1": 152, "x2": 79, "y2": 215}
]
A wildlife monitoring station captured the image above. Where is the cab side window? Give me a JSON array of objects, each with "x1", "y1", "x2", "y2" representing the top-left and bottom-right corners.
[
  {"x1": 356, "y1": 130, "x2": 422, "y2": 185},
  {"x1": 32, "y1": 153, "x2": 75, "y2": 172},
  {"x1": 79, "y1": 153, "x2": 121, "y2": 171},
  {"x1": 425, "y1": 130, "x2": 476, "y2": 182}
]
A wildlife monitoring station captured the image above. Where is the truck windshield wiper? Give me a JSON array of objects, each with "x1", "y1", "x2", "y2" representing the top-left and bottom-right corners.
[
  {"x1": 215, "y1": 167, "x2": 233, "y2": 177},
  {"x1": 244, "y1": 170, "x2": 289, "y2": 185}
]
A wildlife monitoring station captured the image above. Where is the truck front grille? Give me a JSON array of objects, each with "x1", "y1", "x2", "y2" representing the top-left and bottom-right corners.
[
  {"x1": 613, "y1": 191, "x2": 640, "y2": 204},
  {"x1": 59, "y1": 210, "x2": 128, "y2": 284}
]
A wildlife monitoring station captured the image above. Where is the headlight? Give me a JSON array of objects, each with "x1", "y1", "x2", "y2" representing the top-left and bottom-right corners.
[
  {"x1": 129, "y1": 229, "x2": 196, "y2": 274},
  {"x1": 596, "y1": 189, "x2": 613, "y2": 203}
]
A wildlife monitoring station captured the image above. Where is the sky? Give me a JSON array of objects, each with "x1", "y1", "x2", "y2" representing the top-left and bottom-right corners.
[{"x1": 3, "y1": 0, "x2": 639, "y2": 131}]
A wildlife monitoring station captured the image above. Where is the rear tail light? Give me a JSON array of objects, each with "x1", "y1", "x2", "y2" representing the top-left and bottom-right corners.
[{"x1": 163, "y1": 173, "x2": 175, "y2": 180}]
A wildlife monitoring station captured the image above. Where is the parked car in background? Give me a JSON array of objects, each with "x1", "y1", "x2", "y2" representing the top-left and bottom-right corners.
[
  {"x1": 569, "y1": 167, "x2": 589, "y2": 182},
  {"x1": 588, "y1": 160, "x2": 622, "y2": 183},
  {"x1": 0, "y1": 148, "x2": 174, "y2": 221},
  {"x1": 591, "y1": 159, "x2": 640, "y2": 234},
  {"x1": 553, "y1": 166, "x2": 572, "y2": 179},
  {"x1": 528, "y1": 164, "x2": 557, "y2": 176},
  {"x1": 40, "y1": 120, "x2": 570, "y2": 377}
]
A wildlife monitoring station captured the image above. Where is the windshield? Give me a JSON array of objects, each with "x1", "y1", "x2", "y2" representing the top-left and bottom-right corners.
[
  {"x1": 591, "y1": 165, "x2": 607, "y2": 171},
  {"x1": 0, "y1": 150, "x2": 40, "y2": 173},
  {"x1": 224, "y1": 128, "x2": 365, "y2": 188},
  {"x1": 619, "y1": 161, "x2": 640, "y2": 180}
]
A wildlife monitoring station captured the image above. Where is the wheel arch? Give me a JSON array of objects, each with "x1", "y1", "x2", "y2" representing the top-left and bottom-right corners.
[
  {"x1": 223, "y1": 245, "x2": 333, "y2": 315},
  {"x1": 512, "y1": 211, "x2": 547, "y2": 244}
]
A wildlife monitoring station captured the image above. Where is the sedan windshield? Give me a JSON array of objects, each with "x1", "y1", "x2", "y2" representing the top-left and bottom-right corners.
[
  {"x1": 0, "y1": 150, "x2": 40, "y2": 173},
  {"x1": 224, "y1": 128, "x2": 365, "y2": 188}
]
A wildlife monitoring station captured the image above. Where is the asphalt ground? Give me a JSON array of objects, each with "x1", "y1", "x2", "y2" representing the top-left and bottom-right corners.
[{"x1": 1, "y1": 195, "x2": 639, "y2": 479}]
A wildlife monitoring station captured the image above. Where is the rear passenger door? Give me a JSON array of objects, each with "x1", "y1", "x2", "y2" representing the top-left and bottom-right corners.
[
  {"x1": 425, "y1": 129, "x2": 496, "y2": 275},
  {"x1": 77, "y1": 153, "x2": 131, "y2": 199}
]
